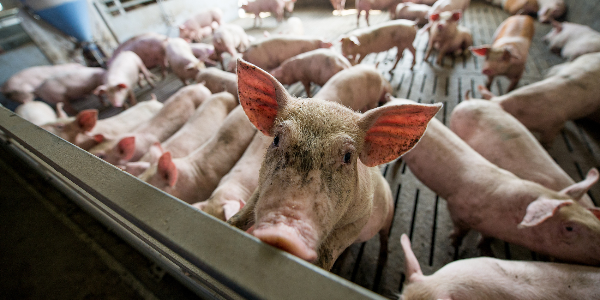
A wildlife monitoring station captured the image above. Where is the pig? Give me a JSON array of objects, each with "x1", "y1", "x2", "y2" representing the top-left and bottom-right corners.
[
  {"x1": 544, "y1": 21, "x2": 600, "y2": 61},
  {"x1": 242, "y1": 35, "x2": 333, "y2": 71},
  {"x1": 485, "y1": 0, "x2": 539, "y2": 15},
  {"x1": 227, "y1": 59, "x2": 441, "y2": 270},
  {"x1": 2, "y1": 63, "x2": 85, "y2": 104},
  {"x1": 404, "y1": 0, "x2": 438, "y2": 5},
  {"x1": 424, "y1": 11, "x2": 473, "y2": 65},
  {"x1": 189, "y1": 43, "x2": 218, "y2": 66},
  {"x1": 94, "y1": 51, "x2": 156, "y2": 108},
  {"x1": 195, "y1": 67, "x2": 239, "y2": 100},
  {"x1": 179, "y1": 8, "x2": 223, "y2": 42},
  {"x1": 124, "y1": 92, "x2": 238, "y2": 176},
  {"x1": 475, "y1": 52, "x2": 600, "y2": 146},
  {"x1": 35, "y1": 67, "x2": 106, "y2": 112},
  {"x1": 392, "y1": 3, "x2": 431, "y2": 26},
  {"x1": 269, "y1": 48, "x2": 352, "y2": 97},
  {"x1": 427, "y1": 0, "x2": 470, "y2": 17},
  {"x1": 166, "y1": 38, "x2": 206, "y2": 86},
  {"x1": 109, "y1": 32, "x2": 168, "y2": 78},
  {"x1": 15, "y1": 101, "x2": 58, "y2": 126},
  {"x1": 313, "y1": 65, "x2": 392, "y2": 112},
  {"x1": 330, "y1": 0, "x2": 346, "y2": 14},
  {"x1": 241, "y1": 0, "x2": 286, "y2": 27},
  {"x1": 212, "y1": 24, "x2": 251, "y2": 71},
  {"x1": 341, "y1": 19, "x2": 417, "y2": 71},
  {"x1": 356, "y1": 0, "x2": 403, "y2": 27},
  {"x1": 537, "y1": 0, "x2": 566, "y2": 23},
  {"x1": 399, "y1": 233, "x2": 600, "y2": 300},
  {"x1": 139, "y1": 106, "x2": 257, "y2": 203},
  {"x1": 193, "y1": 133, "x2": 272, "y2": 221},
  {"x1": 398, "y1": 96, "x2": 600, "y2": 266},
  {"x1": 450, "y1": 98, "x2": 596, "y2": 208},
  {"x1": 470, "y1": 15, "x2": 535, "y2": 92},
  {"x1": 91, "y1": 84, "x2": 211, "y2": 165}
]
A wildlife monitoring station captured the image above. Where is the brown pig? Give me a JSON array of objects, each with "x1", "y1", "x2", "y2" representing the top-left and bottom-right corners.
[
  {"x1": 313, "y1": 64, "x2": 392, "y2": 112},
  {"x1": 242, "y1": 35, "x2": 333, "y2": 71},
  {"x1": 195, "y1": 67, "x2": 239, "y2": 101},
  {"x1": 193, "y1": 133, "x2": 272, "y2": 221},
  {"x1": 475, "y1": 52, "x2": 600, "y2": 146},
  {"x1": 544, "y1": 21, "x2": 600, "y2": 61},
  {"x1": 166, "y1": 37, "x2": 206, "y2": 85},
  {"x1": 227, "y1": 59, "x2": 441, "y2": 270},
  {"x1": 212, "y1": 24, "x2": 251, "y2": 70},
  {"x1": 139, "y1": 106, "x2": 257, "y2": 203},
  {"x1": 91, "y1": 84, "x2": 211, "y2": 165},
  {"x1": 483, "y1": 0, "x2": 538, "y2": 15},
  {"x1": 356, "y1": 0, "x2": 403, "y2": 27},
  {"x1": 15, "y1": 101, "x2": 57, "y2": 126},
  {"x1": 424, "y1": 11, "x2": 473, "y2": 65},
  {"x1": 450, "y1": 98, "x2": 596, "y2": 208},
  {"x1": 269, "y1": 48, "x2": 352, "y2": 97},
  {"x1": 392, "y1": 3, "x2": 431, "y2": 26},
  {"x1": 341, "y1": 19, "x2": 417, "y2": 71},
  {"x1": 109, "y1": 32, "x2": 168, "y2": 78},
  {"x1": 398, "y1": 96, "x2": 600, "y2": 266},
  {"x1": 179, "y1": 8, "x2": 223, "y2": 42},
  {"x1": 470, "y1": 15, "x2": 535, "y2": 92},
  {"x1": 35, "y1": 67, "x2": 106, "y2": 111},
  {"x1": 399, "y1": 234, "x2": 600, "y2": 300}
]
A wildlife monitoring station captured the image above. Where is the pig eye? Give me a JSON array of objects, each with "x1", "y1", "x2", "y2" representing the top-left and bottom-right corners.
[
  {"x1": 272, "y1": 135, "x2": 279, "y2": 147},
  {"x1": 343, "y1": 152, "x2": 352, "y2": 164}
]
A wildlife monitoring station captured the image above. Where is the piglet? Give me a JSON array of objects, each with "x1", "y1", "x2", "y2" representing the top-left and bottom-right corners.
[
  {"x1": 356, "y1": 0, "x2": 403, "y2": 27},
  {"x1": 190, "y1": 43, "x2": 218, "y2": 65},
  {"x1": 243, "y1": 35, "x2": 333, "y2": 71},
  {"x1": 424, "y1": 11, "x2": 473, "y2": 65},
  {"x1": 166, "y1": 38, "x2": 206, "y2": 85},
  {"x1": 470, "y1": 15, "x2": 534, "y2": 92},
  {"x1": 227, "y1": 59, "x2": 441, "y2": 270},
  {"x1": 537, "y1": 0, "x2": 566, "y2": 23},
  {"x1": 392, "y1": 3, "x2": 431, "y2": 26},
  {"x1": 179, "y1": 8, "x2": 223, "y2": 42},
  {"x1": 544, "y1": 21, "x2": 600, "y2": 61},
  {"x1": 399, "y1": 234, "x2": 600, "y2": 300},
  {"x1": 139, "y1": 105, "x2": 257, "y2": 203},
  {"x1": 314, "y1": 64, "x2": 392, "y2": 112},
  {"x1": 241, "y1": 0, "x2": 286, "y2": 27},
  {"x1": 94, "y1": 51, "x2": 155, "y2": 107},
  {"x1": 398, "y1": 96, "x2": 600, "y2": 266},
  {"x1": 109, "y1": 32, "x2": 168, "y2": 78},
  {"x1": 269, "y1": 48, "x2": 351, "y2": 97},
  {"x1": 450, "y1": 98, "x2": 596, "y2": 208},
  {"x1": 341, "y1": 19, "x2": 417, "y2": 71},
  {"x1": 476, "y1": 52, "x2": 600, "y2": 146},
  {"x1": 212, "y1": 24, "x2": 251, "y2": 71},
  {"x1": 15, "y1": 101, "x2": 58, "y2": 126},
  {"x1": 35, "y1": 67, "x2": 106, "y2": 112}
]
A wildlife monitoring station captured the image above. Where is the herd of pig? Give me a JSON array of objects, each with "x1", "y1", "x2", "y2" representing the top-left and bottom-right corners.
[{"x1": 3, "y1": 0, "x2": 600, "y2": 298}]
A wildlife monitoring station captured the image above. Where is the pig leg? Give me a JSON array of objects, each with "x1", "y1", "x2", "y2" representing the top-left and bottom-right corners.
[
  {"x1": 139, "y1": 64, "x2": 156, "y2": 88},
  {"x1": 436, "y1": 47, "x2": 447, "y2": 65},
  {"x1": 507, "y1": 75, "x2": 521, "y2": 92},
  {"x1": 450, "y1": 223, "x2": 470, "y2": 248},
  {"x1": 227, "y1": 188, "x2": 258, "y2": 231},
  {"x1": 127, "y1": 89, "x2": 137, "y2": 107},
  {"x1": 391, "y1": 47, "x2": 404, "y2": 71},
  {"x1": 408, "y1": 44, "x2": 416, "y2": 70},
  {"x1": 477, "y1": 235, "x2": 495, "y2": 257},
  {"x1": 485, "y1": 74, "x2": 495, "y2": 90},
  {"x1": 301, "y1": 80, "x2": 312, "y2": 98},
  {"x1": 424, "y1": 37, "x2": 435, "y2": 63},
  {"x1": 365, "y1": 10, "x2": 371, "y2": 27}
]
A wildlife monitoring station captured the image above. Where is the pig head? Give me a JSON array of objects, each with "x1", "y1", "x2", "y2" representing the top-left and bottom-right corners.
[
  {"x1": 228, "y1": 59, "x2": 441, "y2": 269},
  {"x1": 94, "y1": 83, "x2": 130, "y2": 108}
]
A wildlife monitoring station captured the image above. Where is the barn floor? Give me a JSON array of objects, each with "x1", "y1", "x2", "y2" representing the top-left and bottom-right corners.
[{"x1": 3, "y1": 1, "x2": 600, "y2": 299}]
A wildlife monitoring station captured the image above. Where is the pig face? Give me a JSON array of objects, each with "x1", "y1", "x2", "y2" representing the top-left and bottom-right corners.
[
  {"x1": 340, "y1": 36, "x2": 360, "y2": 60},
  {"x1": 430, "y1": 11, "x2": 461, "y2": 34},
  {"x1": 543, "y1": 21, "x2": 567, "y2": 52},
  {"x1": 41, "y1": 109, "x2": 98, "y2": 143},
  {"x1": 470, "y1": 46, "x2": 520, "y2": 77},
  {"x1": 179, "y1": 25, "x2": 193, "y2": 42},
  {"x1": 94, "y1": 83, "x2": 130, "y2": 107}
]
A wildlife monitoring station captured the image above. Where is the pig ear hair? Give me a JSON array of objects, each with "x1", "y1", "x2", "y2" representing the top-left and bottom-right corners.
[
  {"x1": 76, "y1": 109, "x2": 98, "y2": 132},
  {"x1": 358, "y1": 102, "x2": 442, "y2": 167},
  {"x1": 349, "y1": 36, "x2": 360, "y2": 46},
  {"x1": 158, "y1": 152, "x2": 178, "y2": 187},
  {"x1": 429, "y1": 13, "x2": 440, "y2": 21},
  {"x1": 518, "y1": 198, "x2": 573, "y2": 228},
  {"x1": 236, "y1": 58, "x2": 290, "y2": 136},
  {"x1": 559, "y1": 168, "x2": 599, "y2": 201},
  {"x1": 469, "y1": 45, "x2": 490, "y2": 57},
  {"x1": 117, "y1": 136, "x2": 136, "y2": 161}
]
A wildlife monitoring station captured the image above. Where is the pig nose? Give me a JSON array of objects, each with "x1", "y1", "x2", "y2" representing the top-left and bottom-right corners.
[
  {"x1": 482, "y1": 69, "x2": 493, "y2": 76},
  {"x1": 437, "y1": 24, "x2": 444, "y2": 29},
  {"x1": 253, "y1": 225, "x2": 318, "y2": 262}
]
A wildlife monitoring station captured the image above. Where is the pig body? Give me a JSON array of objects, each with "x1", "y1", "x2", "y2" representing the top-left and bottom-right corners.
[
  {"x1": 269, "y1": 48, "x2": 351, "y2": 97},
  {"x1": 450, "y1": 99, "x2": 596, "y2": 208},
  {"x1": 227, "y1": 59, "x2": 441, "y2": 270},
  {"x1": 241, "y1": 0, "x2": 286, "y2": 27},
  {"x1": 94, "y1": 51, "x2": 155, "y2": 107},
  {"x1": 428, "y1": 0, "x2": 470, "y2": 16},
  {"x1": 499, "y1": 0, "x2": 539, "y2": 15},
  {"x1": 400, "y1": 97, "x2": 600, "y2": 266},
  {"x1": 195, "y1": 67, "x2": 239, "y2": 100},
  {"x1": 2, "y1": 63, "x2": 84, "y2": 104},
  {"x1": 212, "y1": 24, "x2": 251, "y2": 70},
  {"x1": 139, "y1": 106, "x2": 257, "y2": 203},
  {"x1": 35, "y1": 67, "x2": 106, "y2": 109},
  {"x1": 193, "y1": 133, "x2": 272, "y2": 221},
  {"x1": 313, "y1": 65, "x2": 392, "y2": 112},
  {"x1": 15, "y1": 101, "x2": 58, "y2": 126},
  {"x1": 405, "y1": 0, "x2": 438, "y2": 5},
  {"x1": 243, "y1": 36, "x2": 333, "y2": 71},
  {"x1": 179, "y1": 8, "x2": 223, "y2": 42},
  {"x1": 399, "y1": 234, "x2": 600, "y2": 300},
  {"x1": 109, "y1": 33, "x2": 168, "y2": 77},
  {"x1": 470, "y1": 15, "x2": 535, "y2": 92},
  {"x1": 424, "y1": 11, "x2": 473, "y2": 65},
  {"x1": 392, "y1": 3, "x2": 431, "y2": 26},
  {"x1": 544, "y1": 21, "x2": 600, "y2": 61},
  {"x1": 537, "y1": 0, "x2": 565, "y2": 23},
  {"x1": 341, "y1": 19, "x2": 417, "y2": 71},
  {"x1": 166, "y1": 38, "x2": 206, "y2": 85},
  {"x1": 356, "y1": 0, "x2": 403, "y2": 27},
  {"x1": 330, "y1": 0, "x2": 346, "y2": 14},
  {"x1": 190, "y1": 43, "x2": 218, "y2": 65},
  {"x1": 477, "y1": 52, "x2": 600, "y2": 145}
]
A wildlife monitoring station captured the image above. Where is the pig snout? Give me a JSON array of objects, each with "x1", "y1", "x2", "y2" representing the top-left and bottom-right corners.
[
  {"x1": 482, "y1": 68, "x2": 494, "y2": 76},
  {"x1": 253, "y1": 223, "x2": 318, "y2": 262}
]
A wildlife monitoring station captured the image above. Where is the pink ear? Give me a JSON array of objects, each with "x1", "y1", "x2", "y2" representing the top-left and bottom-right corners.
[
  {"x1": 559, "y1": 168, "x2": 599, "y2": 201},
  {"x1": 93, "y1": 134, "x2": 105, "y2": 143},
  {"x1": 358, "y1": 102, "x2": 442, "y2": 167},
  {"x1": 93, "y1": 85, "x2": 106, "y2": 96},
  {"x1": 117, "y1": 83, "x2": 128, "y2": 89},
  {"x1": 470, "y1": 46, "x2": 490, "y2": 57},
  {"x1": 451, "y1": 11, "x2": 461, "y2": 21},
  {"x1": 237, "y1": 58, "x2": 290, "y2": 136},
  {"x1": 223, "y1": 199, "x2": 245, "y2": 221},
  {"x1": 117, "y1": 136, "x2": 136, "y2": 161},
  {"x1": 429, "y1": 13, "x2": 440, "y2": 21},
  {"x1": 518, "y1": 198, "x2": 574, "y2": 228},
  {"x1": 321, "y1": 41, "x2": 333, "y2": 48},
  {"x1": 158, "y1": 152, "x2": 178, "y2": 187},
  {"x1": 76, "y1": 109, "x2": 98, "y2": 132}
]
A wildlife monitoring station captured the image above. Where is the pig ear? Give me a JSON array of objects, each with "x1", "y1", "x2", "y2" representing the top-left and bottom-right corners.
[
  {"x1": 93, "y1": 134, "x2": 104, "y2": 143},
  {"x1": 158, "y1": 152, "x2": 178, "y2": 187},
  {"x1": 503, "y1": 48, "x2": 521, "y2": 61},
  {"x1": 223, "y1": 199, "x2": 246, "y2": 221},
  {"x1": 179, "y1": 25, "x2": 185, "y2": 30},
  {"x1": 451, "y1": 11, "x2": 462, "y2": 21},
  {"x1": 349, "y1": 36, "x2": 360, "y2": 46},
  {"x1": 93, "y1": 85, "x2": 106, "y2": 96},
  {"x1": 358, "y1": 102, "x2": 442, "y2": 167},
  {"x1": 117, "y1": 136, "x2": 136, "y2": 161},
  {"x1": 559, "y1": 168, "x2": 599, "y2": 201},
  {"x1": 237, "y1": 58, "x2": 291, "y2": 136},
  {"x1": 117, "y1": 83, "x2": 128, "y2": 89},
  {"x1": 76, "y1": 109, "x2": 98, "y2": 132},
  {"x1": 470, "y1": 45, "x2": 490, "y2": 57},
  {"x1": 429, "y1": 13, "x2": 440, "y2": 21},
  {"x1": 518, "y1": 198, "x2": 574, "y2": 228}
]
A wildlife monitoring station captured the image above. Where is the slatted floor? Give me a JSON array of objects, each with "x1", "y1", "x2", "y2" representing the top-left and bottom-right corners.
[{"x1": 79, "y1": 2, "x2": 600, "y2": 299}]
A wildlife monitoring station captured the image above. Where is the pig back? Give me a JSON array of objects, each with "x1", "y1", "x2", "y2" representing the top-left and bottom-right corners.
[
  {"x1": 243, "y1": 36, "x2": 327, "y2": 70},
  {"x1": 352, "y1": 20, "x2": 417, "y2": 54}
]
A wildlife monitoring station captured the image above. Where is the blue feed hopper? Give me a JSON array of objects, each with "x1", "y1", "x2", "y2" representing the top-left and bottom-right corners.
[{"x1": 21, "y1": 0, "x2": 92, "y2": 42}]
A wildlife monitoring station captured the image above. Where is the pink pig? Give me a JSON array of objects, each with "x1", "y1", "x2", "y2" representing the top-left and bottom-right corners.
[
  {"x1": 195, "y1": 67, "x2": 239, "y2": 100},
  {"x1": 241, "y1": 0, "x2": 286, "y2": 27},
  {"x1": 166, "y1": 38, "x2": 206, "y2": 85},
  {"x1": 189, "y1": 43, "x2": 218, "y2": 66},
  {"x1": 15, "y1": 101, "x2": 58, "y2": 126},
  {"x1": 424, "y1": 11, "x2": 473, "y2": 65},
  {"x1": 392, "y1": 3, "x2": 431, "y2": 26},
  {"x1": 212, "y1": 24, "x2": 251, "y2": 70},
  {"x1": 399, "y1": 234, "x2": 600, "y2": 300},
  {"x1": 227, "y1": 59, "x2": 441, "y2": 270},
  {"x1": 35, "y1": 67, "x2": 106, "y2": 112},
  {"x1": 109, "y1": 32, "x2": 169, "y2": 78},
  {"x1": 544, "y1": 21, "x2": 600, "y2": 61},
  {"x1": 179, "y1": 8, "x2": 223, "y2": 42},
  {"x1": 269, "y1": 48, "x2": 352, "y2": 97},
  {"x1": 355, "y1": 0, "x2": 403, "y2": 27},
  {"x1": 94, "y1": 51, "x2": 156, "y2": 108},
  {"x1": 242, "y1": 35, "x2": 333, "y2": 71}
]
